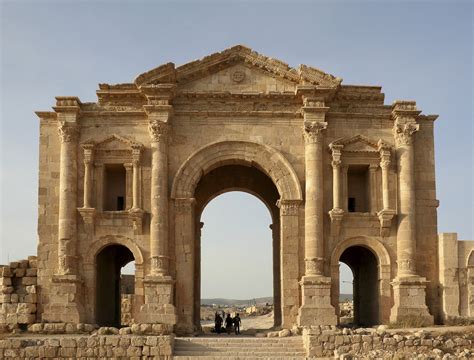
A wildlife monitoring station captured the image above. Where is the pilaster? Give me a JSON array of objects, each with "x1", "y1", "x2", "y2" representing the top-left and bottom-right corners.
[{"x1": 329, "y1": 143, "x2": 344, "y2": 236}]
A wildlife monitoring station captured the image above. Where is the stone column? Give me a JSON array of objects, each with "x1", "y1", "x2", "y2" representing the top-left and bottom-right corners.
[
  {"x1": 377, "y1": 141, "x2": 395, "y2": 237},
  {"x1": 329, "y1": 144, "x2": 344, "y2": 235},
  {"x1": 43, "y1": 97, "x2": 85, "y2": 324},
  {"x1": 137, "y1": 84, "x2": 177, "y2": 329},
  {"x1": 390, "y1": 101, "x2": 433, "y2": 325},
  {"x1": 57, "y1": 120, "x2": 79, "y2": 275},
  {"x1": 131, "y1": 144, "x2": 143, "y2": 210},
  {"x1": 82, "y1": 144, "x2": 94, "y2": 209},
  {"x1": 296, "y1": 87, "x2": 337, "y2": 326},
  {"x1": 342, "y1": 165, "x2": 349, "y2": 212},
  {"x1": 379, "y1": 144, "x2": 391, "y2": 211}
]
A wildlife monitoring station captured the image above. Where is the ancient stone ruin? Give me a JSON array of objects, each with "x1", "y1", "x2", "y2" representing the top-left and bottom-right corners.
[{"x1": 0, "y1": 45, "x2": 473, "y2": 358}]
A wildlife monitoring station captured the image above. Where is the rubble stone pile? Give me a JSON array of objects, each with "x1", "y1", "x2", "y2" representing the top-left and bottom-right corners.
[
  {"x1": 0, "y1": 257, "x2": 38, "y2": 331},
  {"x1": 303, "y1": 326, "x2": 473, "y2": 359}
]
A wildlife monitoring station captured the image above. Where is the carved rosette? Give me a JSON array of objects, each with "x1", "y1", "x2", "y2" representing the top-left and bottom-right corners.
[
  {"x1": 303, "y1": 121, "x2": 327, "y2": 144},
  {"x1": 277, "y1": 199, "x2": 301, "y2": 216},
  {"x1": 148, "y1": 121, "x2": 169, "y2": 143},
  {"x1": 393, "y1": 122, "x2": 419, "y2": 147},
  {"x1": 58, "y1": 121, "x2": 79, "y2": 143},
  {"x1": 305, "y1": 257, "x2": 325, "y2": 276}
]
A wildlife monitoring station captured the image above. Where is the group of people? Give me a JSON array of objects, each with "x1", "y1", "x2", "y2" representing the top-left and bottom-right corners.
[{"x1": 214, "y1": 311, "x2": 242, "y2": 335}]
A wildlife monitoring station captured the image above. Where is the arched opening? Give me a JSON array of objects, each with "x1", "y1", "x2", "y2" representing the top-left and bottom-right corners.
[
  {"x1": 194, "y1": 164, "x2": 281, "y2": 332},
  {"x1": 338, "y1": 262, "x2": 354, "y2": 324},
  {"x1": 96, "y1": 244, "x2": 134, "y2": 327},
  {"x1": 339, "y1": 246, "x2": 379, "y2": 326}
]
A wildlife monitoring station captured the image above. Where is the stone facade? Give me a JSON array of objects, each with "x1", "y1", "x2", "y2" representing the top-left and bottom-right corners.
[{"x1": 2, "y1": 45, "x2": 472, "y2": 333}]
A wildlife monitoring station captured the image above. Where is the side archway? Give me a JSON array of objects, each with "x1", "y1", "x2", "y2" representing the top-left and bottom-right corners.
[
  {"x1": 330, "y1": 236, "x2": 392, "y2": 325},
  {"x1": 84, "y1": 235, "x2": 144, "y2": 326}
]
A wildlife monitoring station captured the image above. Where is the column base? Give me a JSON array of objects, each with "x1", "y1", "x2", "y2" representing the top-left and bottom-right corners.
[
  {"x1": 390, "y1": 276, "x2": 434, "y2": 326},
  {"x1": 297, "y1": 275, "x2": 337, "y2": 326},
  {"x1": 137, "y1": 275, "x2": 177, "y2": 326},
  {"x1": 42, "y1": 275, "x2": 85, "y2": 323}
]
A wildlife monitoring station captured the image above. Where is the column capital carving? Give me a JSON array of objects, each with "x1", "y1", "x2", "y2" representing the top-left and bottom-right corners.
[
  {"x1": 393, "y1": 121, "x2": 419, "y2": 147},
  {"x1": 303, "y1": 121, "x2": 327, "y2": 144},
  {"x1": 131, "y1": 144, "x2": 143, "y2": 165},
  {"x1": 148, "y1": 120, "x2": 169, "y2": 143},
  {"x1": 58, "y1": 121, "x2": 79, "y2": 143},
  {"x1": 329, "y1": 143, "x2": 343, "y2": 168},
  {"x1": 276, "y1": 199, "x2": 302, "y2": 216},
  {"x1": 81, "y1": 143, "x2": 94, "y2": 164}
]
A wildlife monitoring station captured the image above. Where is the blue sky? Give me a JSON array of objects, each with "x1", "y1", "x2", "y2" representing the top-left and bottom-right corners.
[{"x1": 1, "y1": 0, "x2": 472, "y2": 298}]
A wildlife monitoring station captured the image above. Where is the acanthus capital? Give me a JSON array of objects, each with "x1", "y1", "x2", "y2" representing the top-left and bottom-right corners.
[
  {"x1": 148, "y1": 120, "x2": 169, "y2": 143},
  {"x1": 393, "y1": 121, "x2": 419, "y2": 147},
  {"x1": 303, "y1": 121, "x2": 327, "y2": 144},
  {"x1": 58, "y1": 121, "x2": 79, "y2": 143}
]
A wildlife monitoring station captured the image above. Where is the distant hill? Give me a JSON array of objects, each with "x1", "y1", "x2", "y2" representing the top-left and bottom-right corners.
[
  {"x1": 202, "y1": 294, "x2": 353, "y2": 306},
  {"x1": 201, "y1": 297, "x2": 273, "y2": 306}
]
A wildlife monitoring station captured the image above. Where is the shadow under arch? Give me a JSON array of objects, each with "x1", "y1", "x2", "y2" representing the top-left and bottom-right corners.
[{"x1": 330, "y1": 236, "x2": 392, "y2": 325}]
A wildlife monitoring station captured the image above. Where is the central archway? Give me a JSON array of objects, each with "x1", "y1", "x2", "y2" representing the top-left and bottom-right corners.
[{"x1": 171, "y1": 141, "x2": 303, "y2": 333}]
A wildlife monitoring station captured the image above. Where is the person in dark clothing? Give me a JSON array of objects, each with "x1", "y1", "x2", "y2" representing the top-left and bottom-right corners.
[
  {"x1": 215, "y1": 313, "x2": 223, "y2": 334},
  {"x1": 233, "y1": 313, "x2": 241, "y2": 335},
  {"x1": 225, "y1": 313, "x2": 233, "y2": 335}
]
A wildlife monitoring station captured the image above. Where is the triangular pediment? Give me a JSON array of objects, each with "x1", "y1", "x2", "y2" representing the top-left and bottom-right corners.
[
  {"x1": 134, "y1": 45, "x2": 342, "y2": 90},
  {"x1": 332, "y1": 135, "x2": 379, "y2": 153},
  {"x1": 85, "y1": 134, "x2": 142, "y2": 150}
]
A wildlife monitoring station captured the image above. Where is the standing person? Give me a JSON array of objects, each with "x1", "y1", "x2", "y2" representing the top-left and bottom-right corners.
[
  {"x1": 215, "y1": 313, "x2": 223, "y2": 334},
  {"x1": 233, "y1": 313, "x2": 241, "y2": 335},
  {"x1": 225, "y1": 313, "x2": 233, "y2": 335}
]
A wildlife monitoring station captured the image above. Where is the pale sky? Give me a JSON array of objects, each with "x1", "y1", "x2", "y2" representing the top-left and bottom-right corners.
[{"x1": 1, "y1": 0, "x2": 472, "y2": 298}]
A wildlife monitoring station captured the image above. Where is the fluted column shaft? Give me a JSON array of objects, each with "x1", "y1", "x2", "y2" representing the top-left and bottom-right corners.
[
  {"x1": 149, "y1": 121, "x2": 170, "y2": 275},
  {"x1": 57, "y1": 121, "x2": 79, "y2": 275}
]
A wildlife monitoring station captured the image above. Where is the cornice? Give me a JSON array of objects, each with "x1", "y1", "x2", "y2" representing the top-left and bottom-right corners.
[
  {"x1": 174, "y1": 110, "x2": 301, "y2": 118},
  {"x1": 175, "y1": 90, "x2": 300, "y2": 101},
  {"x1": 35, "y1": 111, "x2": 57, "y2": 120}
]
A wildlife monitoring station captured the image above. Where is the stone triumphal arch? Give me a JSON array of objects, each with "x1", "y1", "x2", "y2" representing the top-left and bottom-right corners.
[{"x1": 3, "y1": 45, "x2": 472, "y2": 333}]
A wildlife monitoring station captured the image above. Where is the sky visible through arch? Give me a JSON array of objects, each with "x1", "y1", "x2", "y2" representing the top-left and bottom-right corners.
[{"x1": 1, "y1": 1, "x2": 472, "y2": 299}]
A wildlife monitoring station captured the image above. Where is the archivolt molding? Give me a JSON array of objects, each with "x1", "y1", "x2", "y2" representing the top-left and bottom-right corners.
[
  {"x1": 84, "y1": 235, "x2": 144, "y2": 266},
  {"x1": 171, "y1": 141, "x2": 303, "y2": 201},
  {"x1": 330, "y1": 236, "x2": 391, "y2": 270},
  {"x1": 467, "y1": 250, "x2": 474, "y2": 267}
]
